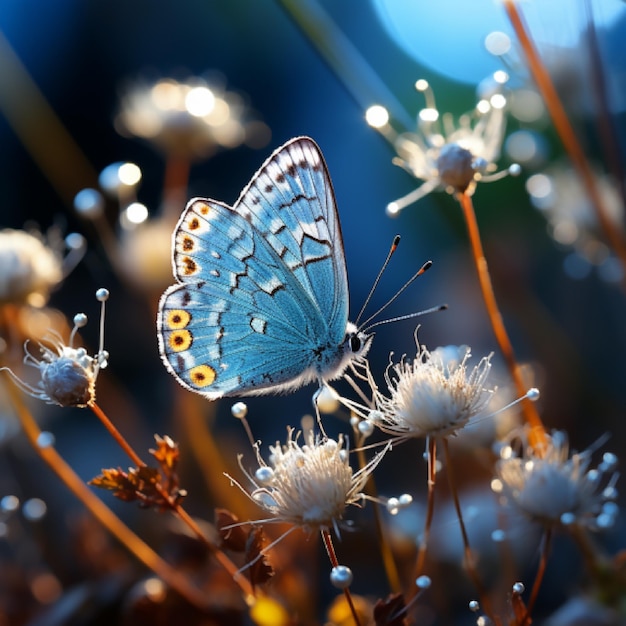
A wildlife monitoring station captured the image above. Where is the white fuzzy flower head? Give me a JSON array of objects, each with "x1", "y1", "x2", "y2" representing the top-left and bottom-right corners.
[
  {"x1": 371, "y1": 343, "x2": 495, "y2": 440},
  {"x1": 1, "y1": 290, "x2": 110, "y2": 408},
  {"x1": 238, "y1": 428, "x2": 386, "y2": 530},
  {"x1": 368, "y1": 73, "x2": 517, "y2": 217},
  {"x1": 493, "y1": 428, "x2": 619, "y2": 529},
  {"x1": 0, "y1": 229, "x2": 64, "y2": 307},
  {"x1": 114, "y1": 76, "x2": 270, "y2": 160}
]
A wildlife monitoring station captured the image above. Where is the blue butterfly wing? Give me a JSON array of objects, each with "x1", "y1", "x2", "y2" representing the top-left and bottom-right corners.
[
  {"x1": 157, "y1": 137, "x2": 350, "y2": 398},
  {"x1": 236, "y1": 137, "x2": 349, "y2": 342}
]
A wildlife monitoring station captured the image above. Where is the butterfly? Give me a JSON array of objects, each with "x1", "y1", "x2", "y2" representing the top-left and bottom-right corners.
[{"x1": 157, "y1": 136, "x2": 372, "y2": 399}]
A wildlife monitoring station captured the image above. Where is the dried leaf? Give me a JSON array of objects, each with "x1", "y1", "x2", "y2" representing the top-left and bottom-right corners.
[
  {"x1": 216, "y1": 508, "x2": 247, "y2": 552},
  {"x1": 373, "y1": 593, "x2": 408, "y2": 626},
  {"x1": 149, "y1": 434, "x2": 182, "y2": 498},
  {"x1": 89, "y1": 467, "x2": 129, "y2": 491},
  {"x1": 89, "y1": 468, "x2": 141, "y2": 502},
  {"x1": 245, "y1": 527, "x2": 274, "y2": 588},
  {"x1": 150, "y1": 434, "x2": 179, "y2": 473},
  {"x1": 90, "y1": 435, "x2": 187, "y2": 511}
]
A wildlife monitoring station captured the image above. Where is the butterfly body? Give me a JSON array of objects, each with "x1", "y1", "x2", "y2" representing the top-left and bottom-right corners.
[{"x1": 157, "y1": 137, "x2": 371, "y2": 399}]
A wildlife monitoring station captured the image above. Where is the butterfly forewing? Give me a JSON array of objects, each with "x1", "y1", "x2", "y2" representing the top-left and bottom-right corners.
[
  {"x1": 157, "y1": 137, "x2": 355, "y2": 398},
  {"x1": 237, "y1": 138, "x2": 349, "y2": 337}
]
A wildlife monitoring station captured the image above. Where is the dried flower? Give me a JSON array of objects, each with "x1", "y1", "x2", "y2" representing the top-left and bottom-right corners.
[
  {"x1": 367, "y1": 73, "x2": 518, "y2": 216},
  {"x1": 526, "y1": 165, "x2": 624, "y2": 282},
  {"x1": 367, "y1": 342, "x2": 495, "y2": 440},
  {"x1": 0, "y1": 290, "x2": 110, "y2": 407},
  {"x1": 114, "y1": 76, "x2": 270, "y2": 159},
  {"x1": 493, "y1": 428, "x2": 619, "y2": 530},
  {"x1": 0, "y1": 229, "x2": 64, "y2": 307},
  {"x1": 231, "y1": 428, "x2": 387, "y2": 532}
]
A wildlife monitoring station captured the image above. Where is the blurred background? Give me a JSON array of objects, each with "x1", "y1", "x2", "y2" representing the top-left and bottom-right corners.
[{"x1": 0, "y1": 0, "x2": 625, "y2": 624}]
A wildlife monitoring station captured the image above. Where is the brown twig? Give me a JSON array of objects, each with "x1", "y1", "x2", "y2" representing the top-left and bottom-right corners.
[
  {"x1": 5, "y1": 385, "x2": 211, "y2": 611},
  {"x1": 321, "y1": 528, "x2": 362, "y2": 626},
  {"x1": 521, "y1": 527, "x2": 552, "y2": 625},
  {"x1": 503, "y1": 0, "x2": 626, "y2": 283},
  {"x1": 414, "y1": 437, "x2": 437, "y2": 579},
  {"x1": 89, "y1": 401, "x2": 256, "y2": 602},
  {"x1": 457, "y1": 192, "x2": 547, "y2": 451},
  {"x1": 442, "y1": 438, "x2": 496, "y2": 622}
]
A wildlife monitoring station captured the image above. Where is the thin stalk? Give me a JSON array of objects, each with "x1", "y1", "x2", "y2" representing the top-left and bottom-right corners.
[
  {"x1": 277, "y1": 0, "x2": 414, "y2": 130},
  {"x1": 442, "y1": 439, "x2": 495, "y2": 623},
  {"x1": 177, "y1": 390, "x2": 257, "y2": 518},
  {"x1": 91, "y1": 401, "x2": 144, "y2": 466},
  {"x1": 89, "y1": 401, "x2": 255, "y2": 602},
  {"x1": 163, "y1": 155, "x2": 191, "y2": 222},
  {"x1": 321, "y1": 528, "x2": 361, "y2": 626},
  {"x1": 457, "y1": 192, "x2": 547, "y2": 452},
  {"x1": 414, "y1": 437, "x2": 437, "y2": 579},
  {"x1": 355, "y1": 444, "x2": 401, "y2": 593},
  {"x1": 5, "y1": 384, "x2": 210, "y2": 611},
  {"x1": 503, "y1": 0, "x2": 626, "y2": 280},
  {"x1": 521, "y1": 528, "x2": 552, "y2": 626}
]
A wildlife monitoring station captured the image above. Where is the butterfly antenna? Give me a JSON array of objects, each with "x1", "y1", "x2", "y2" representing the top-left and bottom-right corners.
[
  {"x1": 355, "y1": 235, "x2": 401, "y2": 327},
  {"x1": 363, "y1": 303, "x2": 447, "y2": 333},
  {"x1": 358, "y1": 260, "x2": 433, "y2": 331}
]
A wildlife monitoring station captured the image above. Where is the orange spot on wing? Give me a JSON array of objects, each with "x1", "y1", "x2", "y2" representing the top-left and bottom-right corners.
[
  {"x1": 181, "y1": 256, "x2": 197, "y2": 275},
  {"x1": 167, "y1": 309, "x2": 191, "y2": 329},
  {"x1": 189, "y1": 364, "x2": 216, "y2": 387},
  {"x1": 169, "y1": 329, "x2": 192, "y2": 352}
]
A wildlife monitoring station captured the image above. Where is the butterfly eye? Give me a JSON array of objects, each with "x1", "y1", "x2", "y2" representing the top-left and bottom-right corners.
[{"x1": 350, "y1": 334, "x2": 362, "y2": 353}]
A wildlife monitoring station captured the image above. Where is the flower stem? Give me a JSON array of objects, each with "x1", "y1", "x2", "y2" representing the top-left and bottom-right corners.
[
  {"x1": 414, "y1": 437, "x2": 437, "y2": 579},
  {"x1": 355, "y1": 444, "x2": 401, "y2": 593},
  {"x1": 163, "y1": 154, "x2": 191, "y2": 222},
  {"x1": 522, "y1": 528, "x2": 552, "y2": 625},
  {"x1": 90, "y1": 401, "x2": 144, "y2": 466},
  {"x1": 321, "y1": 528, "x2": 362, "y2": 626},
  {"x1": 5, "y1": 384, "x2": 210, "y2": 611},
  {"x1": 442, "y1": 438, "x2": 495, "y2": 622},
  {"x1": 89, "y1": 401, "x2": 256, "y2": 602},
  {"x1": 503, "y1": 0, "x2": 626, "y2": 280},
  {"x1": 457, "y1": 192, "x2": 547, "y2": 451},
  {"x1": 176, "y1": 388, "x2": 257, "y2": 519}
]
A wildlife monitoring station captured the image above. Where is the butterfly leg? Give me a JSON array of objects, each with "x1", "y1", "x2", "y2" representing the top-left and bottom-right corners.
[{"x1": 312, "y1": 386, "x2": 329, "y2": 439}]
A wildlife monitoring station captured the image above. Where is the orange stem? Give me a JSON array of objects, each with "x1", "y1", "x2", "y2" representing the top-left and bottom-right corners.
[
  {"x1": 442, "y1": 438, "x2": 496, "y2": 622},
  {"x1": 414, "y1": 437, "x2": 437, "y2": 580},
  {"x1": 355, "y1": 443, "x2": 401, "y2": 594},
  {"x1": 521, "y1": 528, "x2": 552, "y2": 625},
  {"x1": 163, "y1": 155, "x2": 191, "y2": 222},
  {"x1": 89, "y1": 401, "x2": 255, "y2": 602},
  {"x1": 458, "y1": 192, "x2": 547, "y2": 451},
  {"x1": 321, "y1": 528, "x2": 361, "y2": 626},
  {"x1": 5, "y1": 385, "x2": 210, "y2": 611},
  {"x1": 503, "y1": 0, "x2": 626, "y2": 280},
  {"x1": 91, "y1": 401, "x2": 144, "y2": 467}
]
